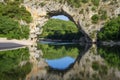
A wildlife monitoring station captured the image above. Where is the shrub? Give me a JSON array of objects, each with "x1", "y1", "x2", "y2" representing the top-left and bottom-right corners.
[
  {"x1": 91, "y1": 14, "x2": 99, "y2": 24},
  {"x1": 92, "y1": 61, "x2": 100, "y2": 70},
  {"x1": 0, "y1": 16, "x2": 29, "y2": 39},
  {"x1": 0, "y1": 1, "x2": 32, "y2": 23},
  {"x1": 97, "y1": 16, "x2": 120, "y2": 41},
  {"x1": 91, "y1": 0, "x2": 100, "y2": 6}
]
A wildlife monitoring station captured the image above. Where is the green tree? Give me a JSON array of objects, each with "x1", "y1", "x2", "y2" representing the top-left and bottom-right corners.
[
  {"x1": 98, "y1": 16, "x2": 120, "y2": 41},
  {"x1": 40, "y1": 19, "x2": 83, "y2": 40},
  {"x1": 0, "y1": 16, "x2": 29, "y2": 39}
]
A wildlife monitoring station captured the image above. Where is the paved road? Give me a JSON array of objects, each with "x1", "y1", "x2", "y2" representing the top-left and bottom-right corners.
[{"x1": 0, "y1": 43, "x2": 25, "y2": 50}]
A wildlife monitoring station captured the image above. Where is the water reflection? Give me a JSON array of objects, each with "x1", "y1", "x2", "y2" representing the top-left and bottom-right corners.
[
  {"x1": 0, "y1": 48, "x2": 32, "y2": 80},
  {"x1": 46, "y1": 57, "x2": 75, "y2": 70},
  {"x1": 0, "y1": 42, "x2": 120, "y2": 80},
  {"x1": 97, "y1": 45, "x2": 120, "y2": 70},
  {"x1": 38, "y1": 42, "x2": 89, "y2": 70}
]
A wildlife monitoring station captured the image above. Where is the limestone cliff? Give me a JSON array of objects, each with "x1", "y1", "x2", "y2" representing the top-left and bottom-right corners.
[{"x1": 23, "y1": 0, "x2": 120, "y2": 42}]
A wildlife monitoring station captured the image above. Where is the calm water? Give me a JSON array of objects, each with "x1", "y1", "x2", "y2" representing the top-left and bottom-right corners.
[{"x1": 0, "y1": 41, "x2": 120, "y2": 80}]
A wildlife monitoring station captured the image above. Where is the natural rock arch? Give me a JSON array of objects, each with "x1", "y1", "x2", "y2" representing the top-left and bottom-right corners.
[{"x1": 23, "y1": 0, "x2": 120, "y2": 42}]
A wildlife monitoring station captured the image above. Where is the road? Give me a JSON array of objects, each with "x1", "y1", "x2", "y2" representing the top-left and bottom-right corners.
[{"x1": 0, "y1": 43, "x2": 25, "y2": 50}]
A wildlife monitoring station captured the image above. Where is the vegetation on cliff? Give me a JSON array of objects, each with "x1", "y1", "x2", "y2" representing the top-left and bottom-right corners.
[
  {"x1": 54, "y1": 0, "x2": 100, "y2": 7},
  {"x1": 0, "y1": 0, "x2": 32, "y2": 39},
  {"x1": 98, "y1": 16, "x2": 120, "y2": 41},
  {"x1": 91, "y1": 14, "x2": 99, "y2": 24},
  {"x1": 92, "y1": 61, "x2": 108, "y2": 75},
  {"x1": 0, "y1": 48, "x2": 32, "y2": 80},
  {"x1": 40, "y1": 19, "x2": 83, "y2": 40},
  {"x1": 0, "y1": 1, "x2": 32, "y2": 23},
  {"x1": 0, "y1": 16, "x2": 29, "y2": 39}
]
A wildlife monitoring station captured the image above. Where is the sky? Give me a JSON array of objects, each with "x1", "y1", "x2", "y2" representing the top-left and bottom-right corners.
[
  {"x1": 46, "y1": 56, "x2": 75, "y2": 69},
  {"x1": 51, "y1": 15, "x2": 69, "y2": 21}
]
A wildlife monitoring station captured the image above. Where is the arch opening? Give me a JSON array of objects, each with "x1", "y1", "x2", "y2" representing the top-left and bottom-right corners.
[
  {"x1": 39, "y1": 14, "x2": 86, "y2": 70},
  {"x1": 39, "y1": 14, "x2": 85, "y2": 42}
]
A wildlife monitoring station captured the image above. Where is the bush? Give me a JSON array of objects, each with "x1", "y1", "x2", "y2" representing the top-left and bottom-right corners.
[
  {"x1": 91, "y1": 0, "x2": 100, "y2": 6},
  {"x1": 99, "y1": 9, "x2": 107, "y2": 20},
  {"x1": 0, "y1": 1, "x2": 31, "y2": 39},
  {"x1": 91, "y1": 14, "x2": 99, "y2": 24},
  {"x1": 0, "y1": 16, "x2": 29, "y2": 39},
  {"x1": 92, "y1": 61, "x2": 100, "y2": 70},
  {"x1": 81, "y1": 0, "x2": 89, "y2": 3},
  {"x1": 92, "y1": 61, "x2": 108, "y2": 75},
  {"x1": 97, "y1": 16, "x2": 120, "y2": 41},
  {"x1": 0, "y1": 2, "x2": 32, "y2": 23},
  {"x1": 91, "y1": 6, "x2": 97, "y2": 11}
]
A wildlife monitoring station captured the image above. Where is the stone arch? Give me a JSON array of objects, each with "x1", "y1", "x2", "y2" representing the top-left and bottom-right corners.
[
  {"x1": 43, "y1": 3, "x2": 92, "y2": 42},
  {"x1": 24, "y1": 0, "x2": 92, "y2": 42},
  {"x1": 24, "y1": 0, "x2": 120, "y2": 43}
]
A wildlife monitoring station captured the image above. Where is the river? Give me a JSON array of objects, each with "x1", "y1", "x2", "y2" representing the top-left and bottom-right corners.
[{"x1": 0, "y1": 41, "x2": 120, "y2": 80}]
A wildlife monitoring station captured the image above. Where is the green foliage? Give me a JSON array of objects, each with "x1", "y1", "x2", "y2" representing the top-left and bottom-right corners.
[
  {"x1": 91, "y1": 0, "x2": 100, "y2": 6},
  {"x1": 0, "y1": 48, "x2": 32, "y2": 80},
  {"x1": 81, "y1": 0, "x2": 89, "y2": 3},
  {"x1": 91, "y1": 14, "x2": 99, "y2": 24},
  {"x1": 92, "y1": 61, "x2": 108, "y2": 75},
  {"x1": 79, "y1": 9, "x2": 84, "y2": 14},
  {"x1": 0, "y1": 1, "x2": 31, "y2": 39},
  {"x1": 99, "y1": 9, "x2": 107, "y2": 20},
  {"x1": 38, "y1": 43, "x2": 80, "y2": 59},
  {"x1": 0, "y1": 16, "x2": 29, "y2": 39},
  {"x1": 40, "y1": 19, "x2": 83, "y2": 40},
  {"x1": 39, "y1": 2, "x2": 46, "y2": 7},
  {"x1": 0, "y1": 2, "x2": 32, "y2": 23},
  {"x1": 91, "y1": 6, "x2": 97, "y2": 11},
  {"x1": 4, "y1": 0, "x2": 24, "y2": 4},
  {"x1": 66, "y1": 0, "x2": 81, "y2": 8},
  {"x1": 54, "y1": 0, "x2": 89, "y2": 8},
  {"x1": 92, "y1": 61, "x2": 100, "y2": 70},
  {"x1": 98, "y1": 16, "x2": 120, "y2": 41},
  {"x1": 98, "y1": 46, "x2": 120, "y2": 70}
]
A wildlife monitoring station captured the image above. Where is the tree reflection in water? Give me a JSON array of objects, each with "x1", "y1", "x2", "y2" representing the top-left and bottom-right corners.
[
  {"x1": 0, "y1": 43, "x2": 120, "y2": 80},
  {"x1": 27, "y1": 43, "x2": 120, "y2": 80}
]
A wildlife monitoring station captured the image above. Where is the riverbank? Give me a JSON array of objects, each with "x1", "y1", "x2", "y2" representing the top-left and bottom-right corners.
[
  {"x1": 98, "y1": 41, "x2": 120, "y2": 46},
  {"x1": 0, "y1": 38, "x2": 33, "y2": 46}
]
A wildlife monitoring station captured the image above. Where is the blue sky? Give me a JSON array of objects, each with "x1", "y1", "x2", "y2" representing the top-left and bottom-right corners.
[
  {"x1": 46, "y1": 56, "x2": 75, "y2": 69},
  {"x1": 52, "y1": 15, "x2": 69, "y2": 21}
]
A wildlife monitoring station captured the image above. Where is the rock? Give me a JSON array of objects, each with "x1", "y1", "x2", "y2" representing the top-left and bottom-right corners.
[{"x1": 23, "y1": 0, "x2": 120, "y2": 42}]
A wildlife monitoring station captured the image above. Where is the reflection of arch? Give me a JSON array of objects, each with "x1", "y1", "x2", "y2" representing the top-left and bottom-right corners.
[
  {"x1": 26, "y1": 43, "x2": 92, "y2": 80},
  {"x1": 47, "y1": 43, "x2": 91, "y2": 72},
  {"x1": 27, "y1": 43, "x2": 120, "y2": 80}
]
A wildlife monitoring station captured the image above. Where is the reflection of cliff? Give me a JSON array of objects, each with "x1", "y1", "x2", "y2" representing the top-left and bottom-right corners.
[
  {"x1": 26, "y1": 44, "x2": 48, "y2": 80},
  {"x1": 26, "y1": 44, "x2": 120, "y2": 80},
  {"x1": 26, "y1": 59, "x2": 48, "y2": 80}
]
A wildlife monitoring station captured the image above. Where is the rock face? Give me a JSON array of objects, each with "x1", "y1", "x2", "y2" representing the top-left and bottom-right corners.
[{"x1": 23, "y1": 0, "x2": 120, "y2": 42}]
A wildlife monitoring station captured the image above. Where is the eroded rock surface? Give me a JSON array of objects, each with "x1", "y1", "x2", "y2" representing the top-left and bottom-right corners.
[{"x1": 23, "y1": 0, "x2": 120, "y2": 42}]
